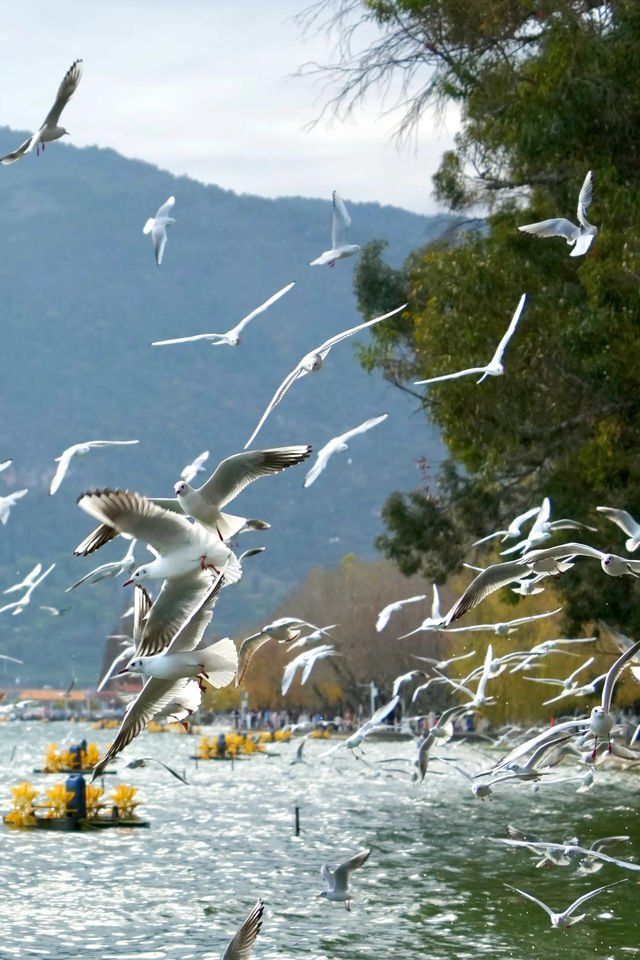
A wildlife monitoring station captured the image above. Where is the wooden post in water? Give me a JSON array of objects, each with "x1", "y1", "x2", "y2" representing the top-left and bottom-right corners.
[{"x1": 294, "y1": 805, "x2": 300, "y2": 836}]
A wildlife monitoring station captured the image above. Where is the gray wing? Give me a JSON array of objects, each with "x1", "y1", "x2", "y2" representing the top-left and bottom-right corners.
[
  {"x1": 74, "y1": 522, "x2": 120, "y2": 556},
  {"x1": 601, "y1": 639, "x2": 640, "y2": 713},
  {"x1": 92, "y1": 675, "x2": 191, "y2": 779},
  {"x1": 331, "y1": 190, "x2": 351, "y2": 249},
  {"x1": 135, "y1": 569, "x2": 219, "y2": 657},
  {"x1": 197, "y1": 446, "x2": 311, "y2": 508},
  {"x1": 518, "y1": 218, "x2": 580, "y2": 241},
  {"x1": 43, "y1": 59, "x2": 83, "y2": 127},
  {"x1": 244, "y1": 366, "x2": 306, "y2": 449},
  {"x1": 333, "y1": 848, "x2": 371, "y2": 891},
  {"x1": 236, "y1": 633, "x2": 270, "y2": 687},
  {"x1": 222, "y1": 900, "x2": 265, "y2": 960},
  {"x1": 597, "y1": 506, "x2": 639, "y2": 537},
  {"x1": 444, "y1": 560, "x2": 526, "y2": 624},
  {"x1": 0, "y1": 134, "x2": 38, "y2": 165},
  {"x1": 77, "y1": 489, "x2": 197, "y2": 555}
]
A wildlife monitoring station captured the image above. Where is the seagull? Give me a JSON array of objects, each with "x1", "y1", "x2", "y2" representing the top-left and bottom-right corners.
[
  {"x1": 120, "y1": 639, "x2": 237, "y2": 692},
  {"x1": 66, "y1": 539, "x2": 138, "y2": 591},
  {"x1": 500, "y1": 497, "x2": 596, "y2": 556},
  {"x1": 143, "y1": 196, "x2": 176, "y2": 265},
  {"x1": 472, "y1": 506, "x2": 540, "y2": 546},
  {"x1": 75, "y1": 445, "x2": 311, "y2": 553},
  {"x1": 151, "y1": 281, "x2": 295, "y2": 347},
  {"x1": 375, "y1": 593, "x2": 427, "y2": 632},
  {"x1": 76, "y1": 489, "x2": 242, "y2": 587},
  {"x1": 508, "y1": 635, "x2": 597, "y2": 673},
  {"x1": 520, "y1": 540, "x2": 640, "y2": 578},
  {"x1": 332, "y1": 696, "x2": 399, "y2": 756},
  {"x1": 288, "y1": 623, "x2": 338, "y2": 650},
  {"x1": 435, "y1": 644, "x2": 496, "y2": 708},
  {"x1": 518, "y1": 171, "x2": 598, "y2": 257},
  {"x1": 309, "y1": 190, "x2": 361, "y2": 267},
  {"x1": 125, "y1": 757, "x2": 189, "y2": 784},
  {"x1": 235, "y1": 617, "x2": 327, "y2": 687},
  {"x1": 436, "y1": 607, "x2": 562, "y2": 636},
  {"x1": 304, "y1": 414, "x2": 388, "y2": 488},
  {"x1": 281, "y1": 645, "x2": 337, "y2": 696},
  {"x1": 504, "y1": 880, "x2": 625, "y2": 928},
  {"x1": 3, "y1": 563, "x2": 43, "y2": 594},
  {"x1": 221, "y1": 899, "x2": 264, "y2": 960},
  {"x1": 180, "y1": 451, "x2": 210, "y2": 484},
  {"x1": 596, "y1": 506, "x2": 640, "y2": 552},
  {"x1": 0, "y1": 59, "x2": 83, "y2": 165},
  {"x1": 494, "y1": 838, "x2": 640, "y2": 874},
  {"x1": 49, "y1": 440, "x2": 139, "y2": 496},
  {"x1": 244, "y1": 305, "x2": 407, "y2": 448},
  {"x1": 0, "y1": 563, "x2": 55, "y2": 615},
  {"x1": 0, "y1": 488, "x2": 28, "y2": 525},
  {"x1": 39, "y1": 605, "x2": 69, "y2": 617},
  {"x1": 414, "y1": 293, "x2": 526, "y2": 386},
  {"x1": 92, "y1": 572, "x2": 227, "y2": 779},
  {"x1": 318, "y1": 848, "x2": 371, "y2": 910},
  {"x1": 398, "y1": 584, "x2": 446, "y2": 637}
]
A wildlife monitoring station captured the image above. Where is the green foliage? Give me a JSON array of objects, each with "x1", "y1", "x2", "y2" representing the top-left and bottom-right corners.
[{"x1": 323, "y1": 2, "x2": 640, "y2": 640}]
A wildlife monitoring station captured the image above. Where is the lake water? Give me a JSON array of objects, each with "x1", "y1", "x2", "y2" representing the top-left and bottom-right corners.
[{"x1": 1, "y1": 721, "x2": 638, "y2": 959}]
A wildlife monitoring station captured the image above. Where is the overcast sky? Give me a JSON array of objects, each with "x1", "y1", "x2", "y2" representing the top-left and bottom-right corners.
[{"x1": 3, "y1": 0, "x2": 457, "y2": 215}]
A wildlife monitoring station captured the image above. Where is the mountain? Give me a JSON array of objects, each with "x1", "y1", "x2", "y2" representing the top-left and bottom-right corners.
[{"x1": 0, "y1": 127, "x2": 447, "y2": 686}]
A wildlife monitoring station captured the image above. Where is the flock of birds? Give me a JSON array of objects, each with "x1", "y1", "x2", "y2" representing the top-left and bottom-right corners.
[{"x1": 1, "y1": 57, "x2": 638, "y2": 954}]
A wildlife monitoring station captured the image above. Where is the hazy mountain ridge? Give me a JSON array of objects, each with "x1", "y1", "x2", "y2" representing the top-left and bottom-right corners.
[{"x1": 0, "y1": 128, "x2": 448, "y2": 685}]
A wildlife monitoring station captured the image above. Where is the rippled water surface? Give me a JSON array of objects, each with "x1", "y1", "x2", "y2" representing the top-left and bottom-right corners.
[{"x1": 2, "y1": 722, "x2": 640, "y2": 959}]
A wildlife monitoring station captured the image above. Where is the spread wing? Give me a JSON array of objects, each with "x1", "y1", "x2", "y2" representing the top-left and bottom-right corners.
[
  {"x1": 155, "y1": 196, "x2": 175, "y2": 219},
  {"x1": 198, "y1": 446, "x2": 311, "y2": 507},
  {"x1": 518, "y1": 218, "x2": 580, "y2": 242},
  {"x1": 135, "y1": 569, "x2": 218, "y2": 657},
  {"x1": 222, "y1": 900, "x2": 265, "y2": 960},
  {"x1": 43, "y1": 59, "x2": 83, "y2": 127},
  {"x1": 77, "y1": 489, "x2": 196, "y2": 555},
  {"x1": 316, "y1": 305, "x2": 407, "y2": 354},
  {"x1": 577, "y1": 170, "x2": 593, "y2": 227},
  {"x1": 244, "y1": 365, "x2": 306, "y2": 449},
  {"x1": 331, "y1": 190, "x2": 351, "y2": 249},
  {"x1": 0, "y1": 134, "x2": 38, "y2": 165}
]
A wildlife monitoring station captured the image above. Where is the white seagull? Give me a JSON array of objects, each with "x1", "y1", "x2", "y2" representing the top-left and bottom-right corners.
[
  {"x1": 49, "y1": 440, "x2": 139, "y2": 496},
  {"x1": 414, "y1": 293, "x2": 526, "y2": 386},
  {"x1": 596, "y1": 506, "x2": 640, "y2": 552},
  {"x1": 119, "y1": 635, "x2": 237, "y2": 687},
  {"x1": 76, "y1": 489, "x2": 242, "y2": 587},
  {"x1": 281, "y1": 644, "x2": 337, "y2": 696},
  {"x1": 0, "y1": 563, "x2": 55, "y2": 616},
  {"x1": 500, "y1": 497, "x2": 596, "y2": 555},
  {"x1": 74, "y1": 446, "x2": 311, "y2": 554},
  {"x1": 437, "y1": 607, "x2": 562, "y2": 636},
  {"x1": 143, "y1": 196, "x2": 176, "y2": 265},
  {"x1": 180, "y1": 451, "x2": 210, "y2": 484},
  {"x1": 399, "y1": 584, "x2": 446, "y2": 637},
  {"x1": 472, "y1": 506, "x2": 541, "y2": 546},
  {"x1": 151, "y1": 281, "x2": 295, "y2": 347},
  {"x1": 244, "y1": 305, "x2": 407, "y2": 448},
  {"x1": 518, "y1": 171, "x2": 598, "y2": 257},
  {"x1": 3, "y1": 563, "x2": 43, "y2": 594},
  {"x1": 222, "y1": 899, "x2": 264, "y2": 960},
  {"x1": 309, "y1": 190, "x2": 361, "y2": 267},
  {"x1": 92, "y1": 572, "x2": 228, "y2": 778},
  {"x1": 1, "y1": 60, "x2": 83, "y2": 165},
  {"x1": 0, "y1": 488, "x2": 28, "y2": 525},
  {"x1": 304, "y1": 414, "x2": 388, "y2": 488},
  {"x1": 318, "y1": 848, "x2": 371, "y2": 910},
  {"x1": 375, "y1": 593, "x2": 427, "y2": 632},
  {"x1": 504, "y1": 880, "x2": 625, "y2": 928}
]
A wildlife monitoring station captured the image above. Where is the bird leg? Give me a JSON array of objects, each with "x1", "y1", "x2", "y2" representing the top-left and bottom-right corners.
[{"x1": 199, "y1": 554, "x2": 220, "y2": 574}]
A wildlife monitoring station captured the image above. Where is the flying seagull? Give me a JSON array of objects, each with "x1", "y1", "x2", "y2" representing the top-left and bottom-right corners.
[
  {"x1": 309, "y1": 190, "x2": 361, "y2": 267},
  {"x1": 244, "y1": 304, "x2": 406, "y2": 449},
  {"x1": 304, "y1": 414, "x2": 388, "y2": 487},
  {"x1": 596, "y1": 505, "x2": 640, "y2": 552},
  {"x1": 318, "y1": 848, "x2": 371, "y2": 910},
  {"x1": 414, "y1": 293, "x2": 526, "y2": 386},
  {"x1": 504, "y1": 880, "x2": 625, "y2": 928},
  {"x1": 518, "y1": 170, "x2": 598, "y2": 257},
  {"x1": 143, "y1": 196, "x2": 176, "y2": 265},
  {"x1": 151, "y1": 281, "x2": 295, "y2": 347},
  {"x1": 0, "y1": 488, "x2": 28, "y2": 525},
  {"x1": 1, "y1": 60, "x2": 83, "y2": 165},
  {"x1": 49, "y1": 440, "x2": 139, "y2": 496}
]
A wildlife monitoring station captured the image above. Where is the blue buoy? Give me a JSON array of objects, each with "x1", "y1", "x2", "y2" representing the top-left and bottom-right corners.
[{"x1": 65, "y1": 774, "x2": 86, "y2": 819}]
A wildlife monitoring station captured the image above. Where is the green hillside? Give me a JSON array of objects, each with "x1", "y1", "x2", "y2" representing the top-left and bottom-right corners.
[{"x1": 0, "y1": 128, "x2": 449, "y2": 685}]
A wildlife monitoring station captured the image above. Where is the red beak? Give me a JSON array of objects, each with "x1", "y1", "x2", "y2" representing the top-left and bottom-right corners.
[
  {"x1": 117, "y1": 668, "x2": 129, "y2": 674},
  {"x1": 122, "y1": 578, "x2": 133, "y2": 587}
]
